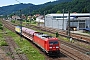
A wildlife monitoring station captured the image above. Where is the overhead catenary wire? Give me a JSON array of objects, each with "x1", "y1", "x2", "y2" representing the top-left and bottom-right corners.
[
  {"x1": 15, "y1": 0, "x2": 21, "y2": 3},
  {"x1": 0, "y1": 0, "x2": 21, "y2": 16},
  {"x1": 15, "y1": 0, "x2": 23, "y2": 41}
]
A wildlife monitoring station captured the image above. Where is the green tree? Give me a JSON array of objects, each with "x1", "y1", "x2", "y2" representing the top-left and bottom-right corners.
[
  {"x1": 33, "y1": 17, "x2": 36, "y2": 20},
  {"x1": 81, "y1": 7, "x2": 89, "y2": 13},
  {"x1": 56, "y1": 10, "x2": 61, "y2": 13},
  {"x1": 0, "y1": 23, "x2": 3, "y2": 30},
  {"x1": 56, "y1": 32, "x2": 59, "y2": 38}
]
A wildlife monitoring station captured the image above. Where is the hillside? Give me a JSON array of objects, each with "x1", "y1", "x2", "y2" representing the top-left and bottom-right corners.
[
  {"x1": 0, "y1": 3, "x2": 34, "y2": 15},
  {"x1": 0, "y1": 0, "x2": 72, "y2": 15},
  {"x1": 1, "y1": 0, "x2": 90, "y2": 16},
  {"x1": 32, "y1": 0, "x2": 90, "y2": 15}
]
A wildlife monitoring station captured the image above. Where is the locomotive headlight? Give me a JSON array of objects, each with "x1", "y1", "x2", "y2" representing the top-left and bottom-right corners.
[
  {"x1": 49, "y1": 47, "x2": 52, "y2": 48},
  {"x1": 56, "y1": 46, "x2": 59, "y2": 48}
]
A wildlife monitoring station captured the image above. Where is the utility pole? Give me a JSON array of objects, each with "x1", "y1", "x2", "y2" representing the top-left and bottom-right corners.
[
  {"x1": 44, "y1": 11, "x2": 45, "y2": 26},
  {"x1": 2, "y1": 24, "x2": 5, "y2": 35},
  {"x1": 67, "y1": 10, "x2": 70, "y2": 37},
  {"x1": 20, "y1": 10, "x2": 22, "y2": 41},
  {"x1": 62, "y1": 9, "x2": 64, "y2": 30},
  {"x1": 15, "y1": 0, "x2": 22, "y2": 40}
]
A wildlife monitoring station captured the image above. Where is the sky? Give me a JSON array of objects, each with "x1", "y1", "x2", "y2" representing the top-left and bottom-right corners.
[{"x1": 0, "y1": 0, "x2": 56, "y2": 7}]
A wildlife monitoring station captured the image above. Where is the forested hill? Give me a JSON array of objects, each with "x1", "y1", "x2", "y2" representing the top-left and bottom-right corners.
[
  {"x1": 0, "y1": 3, "x2": 34, "y2": 15},
  {"x1": 0, "y1": 0, "x2": 72, "y2": 15},
  {"x1": 0, "y1": 0, "x2": 90, "y2": 16},
  {"x1": 32, "y1": 0, "x2": 90, "y2": 15}
]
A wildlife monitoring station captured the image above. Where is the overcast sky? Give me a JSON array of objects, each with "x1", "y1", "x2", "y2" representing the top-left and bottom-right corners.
[{"x1": 0, "y1": 0, "x2": 56, "y2": 7}]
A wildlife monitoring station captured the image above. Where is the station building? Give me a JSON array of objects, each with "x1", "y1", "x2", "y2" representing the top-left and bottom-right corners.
[{"x1": 45, "y1": 13, "x2": 90, "y2": 30}]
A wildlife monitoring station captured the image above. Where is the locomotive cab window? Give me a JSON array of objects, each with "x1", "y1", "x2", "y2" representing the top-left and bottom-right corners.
[{"x1": 49, "y1": 41, "x2": 58, "y2": 45}]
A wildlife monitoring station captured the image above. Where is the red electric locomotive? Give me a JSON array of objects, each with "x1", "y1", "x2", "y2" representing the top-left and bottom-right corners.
[
  {"x1": 33, "y1": 32, "x2": 60, "y2": 54},
  {"x1": 15, "y1": 26, "x2": 60, "y2": 55}
]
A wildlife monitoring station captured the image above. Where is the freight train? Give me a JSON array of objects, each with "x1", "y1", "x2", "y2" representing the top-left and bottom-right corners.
[{"x1": 15, "y1": 26, "x2": 60, "y2": 55}]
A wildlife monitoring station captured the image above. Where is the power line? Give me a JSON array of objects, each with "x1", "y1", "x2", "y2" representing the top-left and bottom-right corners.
[
  {"x1": 15, "y1": 0, "x2": 21, "y2": 3},
  {"x1": 15, "y1": 0, "x2": 22, "y2": 41}
]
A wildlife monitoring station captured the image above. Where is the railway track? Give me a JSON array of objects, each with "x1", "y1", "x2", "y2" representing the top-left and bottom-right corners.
[
  {"x1": 1, "y1": 19, "x2": 27, "y2": 60},
  {"x1": 1, "y1": 20, "x2": 90, "y2": 60},
  {"x1": 25, "y1": 24, "x2": 90, "y2": 60},
  {"x1": 1, "y1": 19, "x2": 72, "y2": 60},
  {"x1": 60, "y1": 40, "x2": 90, "y2": 55},
  {"x1": 60, "y1": 43, "x2": 90, "y2": 60},
  {"x1": 23, "y1": 33, "x2": 70, "y2": 60},
  {"x1": 27, "y1": 25, "x2": 90, "y2": 44},
  {"x1": 1, "y1": 20, "x2": 63, "y2": 60},
  {"x1": 3, "y1": 19, "x2": 90, "y2": 44},
  {"x1": 5, "y1": 36, "x2": 27, "y2": 60},
  {"x1": 60, "y1": 40, "x2": 90, "y2": 60},
  {"x1": 0, "y1": 48, "x2": 12, "y2": 60},
  {"x1": 1, "y1": 19, "x2": 15, "y2": 32},
  {"x1": 71, "y1": 33, "x2": 90, "y2": 43}
]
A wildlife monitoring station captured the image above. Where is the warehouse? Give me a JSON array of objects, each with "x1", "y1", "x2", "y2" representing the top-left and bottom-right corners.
[{"x1": 45, "y1": 13, "x2": 90, "y2": 30}]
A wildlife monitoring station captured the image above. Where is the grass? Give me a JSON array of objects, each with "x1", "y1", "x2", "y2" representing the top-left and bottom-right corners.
[
  {"x1": 9, "y1": 20, "x2": 90, "y2": 58},
  {"x1": 7, "y1": 29, "x2": 45, "y2": 60},
  {"x1": 87, "y1": 32, "x2": 90, "y2": 34},
  {"x1": 28, "y1": 25, "x2": 90, "y2": 49},
  {"x1": 79, "y1": 42, "x2": 90, "y2": 49},
  {"x1": 0, "y1": 29, "x2": 8, "y2": 46},
  {"x1": 6, "y1": 52, "x2": 12, "y2": 57},
  {"x1": 14, "y1": 20, "x2": 39, "y2": 26},
  {"x1": 13, "y1": 21, "x2": 88, "y2": 43},
  {"x1": 29, "y1": 26, "x2": 71, "y2": 42},
  {"x1": 0, "y1": 20, "x2": 45, "y2": 59},
  {"x1": 0, "y1": 39, "x2": 8, "y2": 46}
]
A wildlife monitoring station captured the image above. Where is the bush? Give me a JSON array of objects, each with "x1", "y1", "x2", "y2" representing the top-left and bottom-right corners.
[
  {"x1": 11, "y1": 20, "x2": 15, "y2": 23},
  {"x1": 0, "y1": 26, "x2": 3, "y2": 30},
  {"x1": 0, "y1": 23, "x2": 2, "y2": 26},
  {"x1": 0, "y1": 40, "x2": 8, "y2": 46}
]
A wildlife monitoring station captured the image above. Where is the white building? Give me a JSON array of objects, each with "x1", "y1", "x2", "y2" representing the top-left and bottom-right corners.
[
  {"x1": 36, "y1": 16, "x2": 44, "y2": 23},
  {"x1": 12, "y1": 15, "x2": 21, "y2": 20},
  {"x1": 45, "y1": 13, "x2": 90, "y2": 30}
]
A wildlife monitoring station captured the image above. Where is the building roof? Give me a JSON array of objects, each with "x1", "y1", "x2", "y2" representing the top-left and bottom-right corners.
[
  {"x1": 37, "y1": 15, "x2": 44, "y2": 19},
  {"x1": 36, "y1": 15, "x2": 44, "y2": 22},
  {"x1": 76, "y1": 17, "x2": 90, "y2": 20},
  {"x1": 46, "y1": 13, "x2": 90, "y2": 20},
  {"x1": 46, "y1": 13, "x2": 90, "y2": 17}
]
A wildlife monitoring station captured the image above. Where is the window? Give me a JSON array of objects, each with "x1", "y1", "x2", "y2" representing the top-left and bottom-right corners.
[
  {"x1": 79, "y1": 20, "x2": 85, "y2": 22},
  {"x1": 53, "y1": 16, "x2": 67, "y2": 18},
  {"x1": 79, "y1": 23, "x2": 85, "y2": 28},
  {"x1": 49, "y1": 41, "x2": 58, "y2": 45}
]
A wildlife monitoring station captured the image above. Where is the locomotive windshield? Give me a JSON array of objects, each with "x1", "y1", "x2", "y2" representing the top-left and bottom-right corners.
[{"x1": 49, "y1": 41, "x2": 58, "y2": 45}]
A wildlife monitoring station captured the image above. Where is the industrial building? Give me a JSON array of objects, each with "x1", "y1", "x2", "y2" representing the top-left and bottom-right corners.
[{"x1": 45, "y1": 13, "x2": 90, "y2": 30}]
